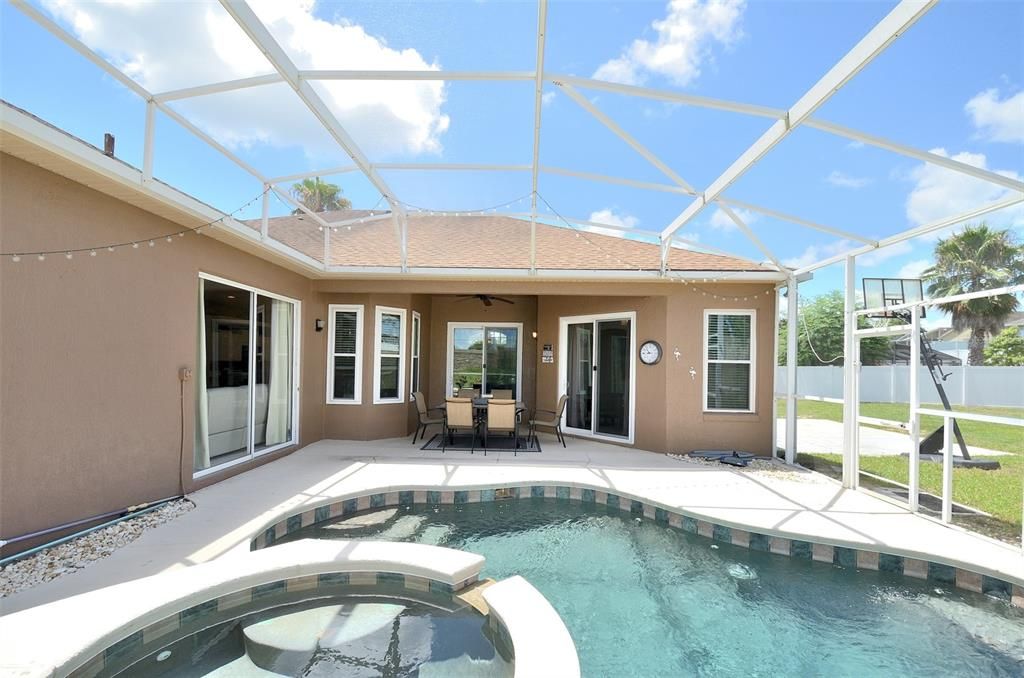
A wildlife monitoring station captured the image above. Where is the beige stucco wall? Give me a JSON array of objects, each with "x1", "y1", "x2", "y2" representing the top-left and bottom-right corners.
[
  {"x1": 0, "y1": 154, "x2": 323, "y2": 549},
  {"x1": 0, "y1": 151, "x2": 779, "y2": 553}
]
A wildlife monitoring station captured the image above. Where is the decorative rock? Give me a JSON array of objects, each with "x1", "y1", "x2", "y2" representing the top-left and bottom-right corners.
[{"x1": 0, "y1": 499, "x2": 194, "y2": 598}]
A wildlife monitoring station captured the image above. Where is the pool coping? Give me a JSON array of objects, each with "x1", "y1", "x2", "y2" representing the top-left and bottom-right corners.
[
  {"x1": 0, "y1": 539, "x2": 578, "y2": 677},
  {"x1": 251, "y1": 484, "x2": 1024, "y2": 609}
]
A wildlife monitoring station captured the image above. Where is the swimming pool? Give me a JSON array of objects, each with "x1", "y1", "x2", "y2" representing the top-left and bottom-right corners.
[{"x1": 282, "y1": 498, "x2": 1024, "y2": 677}]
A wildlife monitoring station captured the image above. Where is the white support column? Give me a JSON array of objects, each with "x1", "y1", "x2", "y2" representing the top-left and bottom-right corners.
[
  {"x1": 142, "y1": 100, "x2": 155, "y2": 182},
  {"x1": 941, "y1": 415, "x2": 953, "y2": 523},
  {"x1": 771, "y1": 286, "x2": 782, "y2": 458},
  {"x1": 785, "y1": 277, "x2": 799, "y2": 464},
  {"x1": 908, "y1": 310, "x2": 921, "y2": 511},
  {"x1": 529, "y1": 214, "x2": 537, "y2": 273},
  {"x1": 659, "y1": 239, "x2": 669, "y2": 276},
  {"x1": 842, "y1": 255, "x2": 858, "y2": 489}
]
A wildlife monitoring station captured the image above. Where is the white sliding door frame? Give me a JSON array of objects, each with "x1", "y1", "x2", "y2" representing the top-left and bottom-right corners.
[
  {"x1": 194, "y1": 272, "x2": 301, "y2": 479},
  {"x1": 557, "y1": 311, "x2": 637, "y2": 445}
]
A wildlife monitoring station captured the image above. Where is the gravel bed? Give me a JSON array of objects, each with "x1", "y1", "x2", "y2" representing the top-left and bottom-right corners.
[
  {"x1": 0, "y1": 498, "x2": 194, "y2": 598},
  {"x1": 667, "y1": 453, "x2": 831, "y2": 484}
]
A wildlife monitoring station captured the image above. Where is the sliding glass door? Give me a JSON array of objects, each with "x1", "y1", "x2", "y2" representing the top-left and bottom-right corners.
[
  {"x1": 195, "y1": 275, "x2": 299, "y2": 475},
  {"x1": 561, "y1": 314, "x2": 634, "y2": 442},
  {"x1": 447, "y1": 323, "x2": 522, "y2": 398}
]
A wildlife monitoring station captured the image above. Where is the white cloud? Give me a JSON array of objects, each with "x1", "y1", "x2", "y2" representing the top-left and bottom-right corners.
[
  {"x1": 594, "y1": 0, "x2": 746, "y2": 86},
  {"x1": 965, "y1": 88, "x2": 1024, "y2": 144},
  {"x1": 897, "y1": 258, "x2": 931, "y2": 280},
  {"x1": 589, "y1": 208, "x2": 639, "y2": 230},
  {"x1": 846, "y1": 140, "x2": 865, "y2": 150},
  {"x1": 782, "y1": 240, "x2": 855, "y2": 269},
  {"x1": 905, "y1": 148, "x2": 1024, "y2": 237},
  {"x1": 825, "y1": 170, "x2": 871, "y2": 189},
  {"x1": 541, "y1": 91, "x2": 556, "y2": 107},
  {"x1": 708, "y1": 206, "x2": 756, "y2": 231},
  {"x1": 43, "y1": 0, "x2": 450, "y2": 159}
]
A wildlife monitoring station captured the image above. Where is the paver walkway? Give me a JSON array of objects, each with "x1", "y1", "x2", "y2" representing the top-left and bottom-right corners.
[{"x1": 2, "y1": 434, "x2": 1022, "y2": 617}]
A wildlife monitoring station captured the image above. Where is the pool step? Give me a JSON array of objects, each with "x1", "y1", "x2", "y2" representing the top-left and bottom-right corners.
[{"x1": 455, "y1": 578, "x2": 496, "y2": 615}]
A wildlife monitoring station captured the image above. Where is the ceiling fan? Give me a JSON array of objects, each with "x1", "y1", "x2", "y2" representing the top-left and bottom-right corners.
[{"x1": 456, "y1": 294, "x2": 515, "y2": 307}]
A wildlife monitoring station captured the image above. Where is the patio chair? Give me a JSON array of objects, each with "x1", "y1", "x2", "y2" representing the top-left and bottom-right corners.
[
  {"x1": 529, "y1": 394, "x2": 569, "y2": 448},
  {"x1": 443, "y1": 397, "x2": 479, "y2": 454},
  {"x1": 457, "y1": 387, "x2": 480, "y2": 399},
  {"x1": 485, "y1": 399, "x2": 521, "y2": 455},
  {"x1": 411, "y1": 391, "x2": 444, "y2": 445},
  {"x1": 491, "y1": 389, "x2": 513, "y2": 400}
]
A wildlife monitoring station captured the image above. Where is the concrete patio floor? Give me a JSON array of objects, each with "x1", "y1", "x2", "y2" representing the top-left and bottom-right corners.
[{"x1": 3, "y1": 434, "x2": 1022, "y2": 616}]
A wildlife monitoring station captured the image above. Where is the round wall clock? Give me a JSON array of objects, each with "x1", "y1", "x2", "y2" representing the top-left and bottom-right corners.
[{"x1": 639, "y1": 340, "x2": 663, "y2": 365}]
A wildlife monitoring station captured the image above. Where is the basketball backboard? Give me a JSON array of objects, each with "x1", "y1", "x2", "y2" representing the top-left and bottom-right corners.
[{"x1": 862, "y1": 278, "x2": 926, "y2": 319}]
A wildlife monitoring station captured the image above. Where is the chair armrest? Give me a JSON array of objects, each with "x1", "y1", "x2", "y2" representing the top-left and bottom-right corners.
[{"x1": 532, "y1": 409, "x2": 556, "y2": 416}]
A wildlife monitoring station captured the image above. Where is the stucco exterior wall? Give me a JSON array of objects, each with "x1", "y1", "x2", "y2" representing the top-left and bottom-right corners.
[{"x1": 0, "y1": 154, "x2": 322, "y2": 549}]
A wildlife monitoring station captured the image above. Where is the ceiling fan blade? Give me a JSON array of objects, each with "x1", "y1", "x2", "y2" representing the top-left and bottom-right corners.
[
  {"x1": 492, "y1": 296, "x2": 515, "y2": 304},
  {"x1": 482, "y1": 296, "x2": 493, "y2": 306}
]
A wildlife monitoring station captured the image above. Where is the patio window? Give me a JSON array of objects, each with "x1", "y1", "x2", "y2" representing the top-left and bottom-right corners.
[
  {"x1": 411, "y1": 311, "x2": 421, "y2": 396},
  {"x1": 704, "y1": 310, "x2": 756, "y2": 413},
  {"x1": 195, "y1": 275, "x2": 299, "y2": 476},
  {"x1": 327, "y1": 304, "x2": 363, "y2": 404},
  {"x1": 374, "y1": 306, "x2": 406, "y2": 403}
]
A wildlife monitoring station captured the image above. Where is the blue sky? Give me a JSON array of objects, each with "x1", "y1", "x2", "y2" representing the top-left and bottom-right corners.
[{"x1": 2, "y1": 0, "x2": 1022, "y2": 314}]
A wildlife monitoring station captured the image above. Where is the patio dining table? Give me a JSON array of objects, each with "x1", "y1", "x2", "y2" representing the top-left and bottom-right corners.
[{"x1": 436, "y1": 397, "x2": 528, "y2": 415}]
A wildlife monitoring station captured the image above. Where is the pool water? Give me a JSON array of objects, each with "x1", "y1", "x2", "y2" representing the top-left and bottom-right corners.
[
  {"x1": 284, "y1": 499, "x2": 1024, "y2": 677},
  {"x1": 115, "y1": 595, "x2": 511, "y2": 678}
]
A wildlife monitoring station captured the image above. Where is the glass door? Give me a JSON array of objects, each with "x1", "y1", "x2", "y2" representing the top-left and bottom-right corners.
[
  {"x1": 448, "y1": 324, "x2": 522, "y2": 398},
  {"x1": 561, "y1": 315, "x2": 633, "y2": 441},
  {"x1": 595, "y1": 319, "x2": 631, "y2": 437},
  {"x1": 566, "y1": 323, "x2": 593, "y2": 430}
]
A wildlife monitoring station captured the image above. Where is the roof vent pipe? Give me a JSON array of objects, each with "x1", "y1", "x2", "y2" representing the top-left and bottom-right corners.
[{"x1": 103, "y1": 133, "x2": 115, "y2": 157}]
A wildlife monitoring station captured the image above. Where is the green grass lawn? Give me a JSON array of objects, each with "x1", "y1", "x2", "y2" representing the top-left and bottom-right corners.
[
  {"x1": 782, "y1": 399, "x2": 1023, "y2": 543},
  {"x1": 777, "y1": 399, "x2": 1024, "y2": 454}
]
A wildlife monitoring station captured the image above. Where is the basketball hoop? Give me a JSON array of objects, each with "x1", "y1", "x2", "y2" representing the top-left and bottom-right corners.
[{"x1": 862, "y1": 277, "x2": 925, "y2": 320}]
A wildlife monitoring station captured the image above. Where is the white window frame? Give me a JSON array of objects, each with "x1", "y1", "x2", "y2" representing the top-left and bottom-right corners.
[
  {"x1": 410, "y1": 311, "x2": 422, "y2": 397},
  {"x1": 194, "y1": 272, "x2": 301, "y2": 480},
  {"x1": 326, "y1": 304, "x2": 363, "y2": 405},
  {"x1": 445, "y1": 322, "x2": 524, "y2": 400},
  {"x1": 373, "y1": 306, "x2": 407, "y2": 404},
  {"x1": 702, "y1": 309, "x2": 757, "y2": 414}
]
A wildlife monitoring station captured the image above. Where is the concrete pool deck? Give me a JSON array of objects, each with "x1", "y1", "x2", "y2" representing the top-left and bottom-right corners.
[{"x1": 2, "y1": 435, "x2": 1022, "y2": 616}]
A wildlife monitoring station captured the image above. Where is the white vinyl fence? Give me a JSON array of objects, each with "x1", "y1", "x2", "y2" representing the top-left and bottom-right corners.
[{"x1": 776, "y1": 366, "x2": 1024, "y2": 408}]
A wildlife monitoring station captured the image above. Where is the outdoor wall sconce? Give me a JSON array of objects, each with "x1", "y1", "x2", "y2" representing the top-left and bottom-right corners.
[
  {"x1": 532, "y1": 331, "x2": 538, "y2": 339},
  {"x1": 315, "y1": 319, "x2": 324, "y2": 332}
]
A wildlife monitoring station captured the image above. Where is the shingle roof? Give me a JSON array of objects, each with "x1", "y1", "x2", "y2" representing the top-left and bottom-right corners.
[{"x1": 249, "y1": 211, "x2": 770, "y2": 272}]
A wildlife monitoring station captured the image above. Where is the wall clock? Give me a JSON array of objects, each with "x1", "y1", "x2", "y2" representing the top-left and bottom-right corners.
[{"x1": 639, "y1": 340, "x2": 662, "y2": 365}]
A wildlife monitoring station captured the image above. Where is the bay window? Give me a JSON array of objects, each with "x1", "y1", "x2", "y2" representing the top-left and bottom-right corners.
[
  {"x1": 327, "y1": 305, "x2": 363, "y2": 404},
  {"x1": 374, "y1": 307, "x2": 406, "y2": 403}
]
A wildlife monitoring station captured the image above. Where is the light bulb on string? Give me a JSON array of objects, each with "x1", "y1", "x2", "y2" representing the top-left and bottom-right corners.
[
  {"x1": 132, "y1": 243, "x2": 139, "y2": 249},
  {"x1": 90, "y1": 250, "x2": 97, "y2": 257},
  {"x1": 107, "y1": 246, "x2": 115, "y2": 252},
  {"x1": 149, "y1": 240, "x2": 155, "y2": 247},
  {"x1": 166, "y1": 236, "x2": 173, "y2": 243},
  {"x1": 38, "y1": 254, "x2": 45, "y2": 261},
  {"x1": 65, "y1": 252, "x2": 73, "y2": 259},
  {"x1": 12, "y1": 254, "x2": 20, "y2": 262}
]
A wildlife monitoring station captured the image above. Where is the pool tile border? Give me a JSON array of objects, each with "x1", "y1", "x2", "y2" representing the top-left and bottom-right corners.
[
  {"x1": 251, "y1": 484, "x2": 1023, "y2": 609},
  {"x1": 71, "y1": 568, "x2": 480, "y2": 678}
]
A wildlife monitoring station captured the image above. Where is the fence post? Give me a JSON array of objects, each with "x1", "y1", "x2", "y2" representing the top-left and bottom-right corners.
[{"x1": 941, "y1": 415, "x2": 953, "y2": 523}]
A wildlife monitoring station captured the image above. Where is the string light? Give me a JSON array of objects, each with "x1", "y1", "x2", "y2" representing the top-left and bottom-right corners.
[{"x1": 2, "y1": 185, "x2": 271, "y2": 263}]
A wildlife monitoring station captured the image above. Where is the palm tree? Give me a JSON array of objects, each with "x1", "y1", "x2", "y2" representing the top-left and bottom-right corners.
[
  {"x1": 922, "y1": 223, "x2": 1024, "y2": 365},
  {"x1": 289, "y1": 176, "x2": 351, "y2": 214}
]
